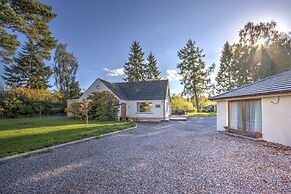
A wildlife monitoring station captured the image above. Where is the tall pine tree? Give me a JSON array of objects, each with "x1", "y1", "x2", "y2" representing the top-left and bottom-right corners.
[
  {"x1": 215, "y1": 41, "x2": 235, "y2": 94},
  {"x1": 124, "y1": 41, "x2": 147, "y2": 82},
  {"x1": 53, "y1": 43, "x2": 81, "y2": 99},
  {"x1": 0, "y1": 0, "x2": 56, "y2": 64},
  {"x1": 3, "y1": 40, "x2": 52, "y2": 89},
  {"x1": 146, "y1": 52, "x2": 161, "y2": 80},
  {"x1": 177, "y1": 39, "x2": 214, "y2": 112}
]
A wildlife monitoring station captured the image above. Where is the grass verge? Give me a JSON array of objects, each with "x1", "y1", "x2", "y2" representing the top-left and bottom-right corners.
[
  {"x1": 187, "y1": 112, "x2": 217, "y2": 117},
  {"x1": 0, "y1": 117, "x2": 135, "y2": 158}
]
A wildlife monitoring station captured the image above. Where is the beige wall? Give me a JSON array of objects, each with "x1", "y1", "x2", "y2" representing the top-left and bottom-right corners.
[
  {"x1": 262, "y1": 95, "x2": 291, "y2": 147},
  {"x1": 67, "y1": 99, "x2": 81, "y2": 117},
  {"x1": 216, "y1": 101, "x2": 228, "y2": 131}
]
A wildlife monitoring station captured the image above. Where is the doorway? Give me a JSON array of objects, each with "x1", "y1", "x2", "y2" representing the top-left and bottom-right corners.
[{"x1": 121, "y1": 103, "x2": 126, "y2": 121}]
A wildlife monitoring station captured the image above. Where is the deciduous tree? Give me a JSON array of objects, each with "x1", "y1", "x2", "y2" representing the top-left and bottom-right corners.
[
  {"x1": 237, "y1": 21, "x2": 291, "y2": 85},
  {"x1": 53, "y1": 43, "x2": 81, "y2": 99},
  {"x1": 79, "y1": 100, "x2": 91, "y2": 125},
  {"x1": 171, "y1": 94, "x2": 194, "y2": 112}
]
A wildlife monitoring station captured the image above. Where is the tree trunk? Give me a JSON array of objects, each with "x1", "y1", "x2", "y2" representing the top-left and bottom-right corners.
[
  {"x1": 193, "y1": 81, "x2": 200, "y2": 112},
  {"x1": 39, "y1": 104, "x2": 42, "y2": 118},
  {"x1": 194, "y1": 92, "x2": 200, "y2": 112},
  {"x1": 86, "y1": 111, "x2": 88, "y2": 126}
]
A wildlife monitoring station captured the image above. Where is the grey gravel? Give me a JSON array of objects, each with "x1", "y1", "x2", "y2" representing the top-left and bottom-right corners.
[{"x1": 0, "y1": 117, "x2": 290, "y2": 194}]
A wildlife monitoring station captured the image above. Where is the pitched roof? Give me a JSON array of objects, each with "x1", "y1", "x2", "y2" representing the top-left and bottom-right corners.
[
  {"x1": 99, "y1": 79, "x2": 169, "y2": 100},
  {"x1": 99, "y1": 79, "x2": 128, "y2": 100},
  {"x1": 210, "y1": 70, "x2": 291, "y2": 100}
]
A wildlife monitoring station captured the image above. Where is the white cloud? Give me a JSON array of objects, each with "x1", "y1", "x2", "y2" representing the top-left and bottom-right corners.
[
  {"x1": 84, "y1": 70, "x2": 93, "y2": 73},
  {"x1": 103, "y1": 67, "x2": 125, "y2": 77},
  {"x1": 165, "y1": 69, "x2": 182, "y2": 81}
]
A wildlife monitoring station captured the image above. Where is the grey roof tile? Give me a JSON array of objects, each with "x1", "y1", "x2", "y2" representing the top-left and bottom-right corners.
[
  {"x1": 210, "y1": 70, "x2": 291, "y2": 100},
  {"x1": 99, "y1": 79, "x2": 169, "y2": 100}
]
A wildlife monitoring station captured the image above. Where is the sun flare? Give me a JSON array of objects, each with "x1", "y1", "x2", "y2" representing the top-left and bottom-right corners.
[{"x1": 255, "y1": 37, "x2": 268, "y2": 46}]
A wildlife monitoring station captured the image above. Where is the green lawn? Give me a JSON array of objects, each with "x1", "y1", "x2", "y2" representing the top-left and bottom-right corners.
[
  {"x1": 0, "y1": 117, "x2": 135, "y2": 158},
  {"x1": 187, "y1": 112, "x2": 217, "y2": 117}
]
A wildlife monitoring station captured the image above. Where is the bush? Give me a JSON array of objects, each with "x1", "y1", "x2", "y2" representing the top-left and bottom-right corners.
[
  {"x1": 171, "y1": 94, "x2": 195, "y2": 114},
  {"x1": 88, "y1": 91, "x2": 119, "y2": 121},
  {"x1": 0, "y1": 87, "x2": 64, "y2": 118}
]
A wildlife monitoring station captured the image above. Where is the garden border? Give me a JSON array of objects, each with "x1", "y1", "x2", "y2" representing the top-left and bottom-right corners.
[{"x1": 0, "y1": 123, "x2": 137, "y2": 163}]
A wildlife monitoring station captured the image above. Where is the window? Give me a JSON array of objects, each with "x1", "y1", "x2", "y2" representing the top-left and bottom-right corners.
[
  {"x1": 228, "y1": 99, "x2": 262, "y2": 135},
  {"x1": 137, "y1": 102, "x2": 152, "y2": 113},
  {"x1": 245, "y1": 100, "x2": 262, "y2": 132},
  {"x1": 156, "y1": 104, "x2": 161, "y2": 108},
  {"x1": 229, "y1": 101, "x2": 243, "y2": 130}
]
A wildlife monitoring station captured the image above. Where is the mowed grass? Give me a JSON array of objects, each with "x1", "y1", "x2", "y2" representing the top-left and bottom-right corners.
[
  {"x1": 187, "y1": 112, "x2": 217, "y2": 117},
  {"x1": 0, "y1": 117, "x2": 135, "y2": 158}
]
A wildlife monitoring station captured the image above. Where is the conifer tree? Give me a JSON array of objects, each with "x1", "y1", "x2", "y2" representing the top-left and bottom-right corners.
[
  {"x1": 177, "y1": 39, "x2": 214, "y2": 112},
  {"x1": 124, "y1": 41, "x2": 147, "y2": 82},
  {"x1": 3, "y1": 40, "x2": 52, "y2": 89},
  {"x1": 146, "y1": 52, "x2": 161, "y2": 80},
  {"x1": 215, "y1": 42, "x2": 235, "y2": 94},
  {"x1": 53, "y1": 43, "x2": 81, "y2": 99},
  {"x1": 0, "y1": 0, "x2": 56, "y2": 64}
]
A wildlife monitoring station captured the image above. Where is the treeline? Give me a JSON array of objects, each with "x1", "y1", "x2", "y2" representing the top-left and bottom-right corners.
[
  {"x1": 123, "y1": 40, "x2": 215, "y2": 112},
  {"x1": 172, "y1": 21, "x2": 291, "y2": 112},
  {"x1": 216, "y1": 21, "x2": 291, "y2": 94},
  {"x1": 0, "y1": 0, "x2": 82, "y2": 117}
]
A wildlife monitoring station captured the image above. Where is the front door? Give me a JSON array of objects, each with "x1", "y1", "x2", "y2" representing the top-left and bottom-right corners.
[{"x1": 121, "y1": 103, "x2": 126, "y2": 120}]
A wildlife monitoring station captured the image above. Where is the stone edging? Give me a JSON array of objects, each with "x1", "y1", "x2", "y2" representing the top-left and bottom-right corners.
[{"x1": 0, "y1": 123, "x2": 137, "y2": 163}]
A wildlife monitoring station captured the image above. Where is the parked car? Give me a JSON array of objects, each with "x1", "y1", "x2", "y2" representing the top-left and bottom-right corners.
[{"x1": 202, "y1": 105, "x2": 215, "y2": 112}]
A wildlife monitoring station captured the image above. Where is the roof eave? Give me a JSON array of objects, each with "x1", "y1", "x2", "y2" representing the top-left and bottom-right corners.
[{"x1": 210, "y1": 90, "x2": 291, "y2": 101}]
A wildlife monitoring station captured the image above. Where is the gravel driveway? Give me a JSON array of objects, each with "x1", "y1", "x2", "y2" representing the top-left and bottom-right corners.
[{"x1": 0, "y1": 117, "x2": 290, "y2": 193}]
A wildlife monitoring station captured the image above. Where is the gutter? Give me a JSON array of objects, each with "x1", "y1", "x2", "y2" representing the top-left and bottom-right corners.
[{"x1": 210, "y1": 90, "x2": 291, "y2": 101}]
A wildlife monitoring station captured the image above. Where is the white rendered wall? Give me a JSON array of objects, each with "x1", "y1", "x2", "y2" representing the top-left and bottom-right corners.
[
  {"x1": 79, "y1": 78, "x2": 122, "y2": 117},
  {"x1": 217, "y1": 101, "x2": 228, "y2": 131},
  {"x1": 126, "y1": 100, "x2": 165, "y2": 119},
  {"x1": 262, "y1": 95, "x2": 291, "y2": 147},
  {"x1": 80, "y1": 79, "x2": 111, "y2": 100},
  {"x1": 164, "y1": 97, "x2": 171, "y2": 119}
]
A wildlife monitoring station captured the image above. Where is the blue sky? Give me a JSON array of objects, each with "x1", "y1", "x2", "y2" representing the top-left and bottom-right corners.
[{"x1": 2, "y1": 0, "x2": 291, "y2": 93}]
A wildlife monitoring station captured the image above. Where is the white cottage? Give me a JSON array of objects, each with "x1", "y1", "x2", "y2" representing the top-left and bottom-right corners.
[
  {"x1": 68, "y1": 78, "x2": 171, "y2": 121},
  {"x1": 210, "y1": 70, "x2": 291, "y2": 147}
]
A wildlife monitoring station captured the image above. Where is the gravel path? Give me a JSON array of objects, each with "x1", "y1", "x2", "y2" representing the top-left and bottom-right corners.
[{"x1": 0, "y1": 117, "x2": 290, "y2": 193}]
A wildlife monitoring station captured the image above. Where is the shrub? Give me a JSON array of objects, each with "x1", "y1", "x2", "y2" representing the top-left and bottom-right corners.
[
  {"x1": 88, "y1": 91, "x2": 119, "y2": 121},
  {"x1": 171, "y1": 94, "x2": 195, "y2": 113},
  {"x1": 0, "y1": 87, "x2": 64, "y2": 118}
]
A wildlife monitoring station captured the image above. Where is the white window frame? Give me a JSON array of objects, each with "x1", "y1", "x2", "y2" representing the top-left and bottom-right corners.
[{"x1": 137, "y1": 102, "x2": 153, "y2": 113}]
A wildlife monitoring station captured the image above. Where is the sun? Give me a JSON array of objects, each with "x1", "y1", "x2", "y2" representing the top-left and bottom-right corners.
[{"x1": 255, "y1": 37, "x2": 268, "y2": 46}]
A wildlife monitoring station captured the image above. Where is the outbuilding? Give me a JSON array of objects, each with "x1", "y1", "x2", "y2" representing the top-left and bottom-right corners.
[{"x1": 210, "y1": 70, "x2": 291, "y2": 147}]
